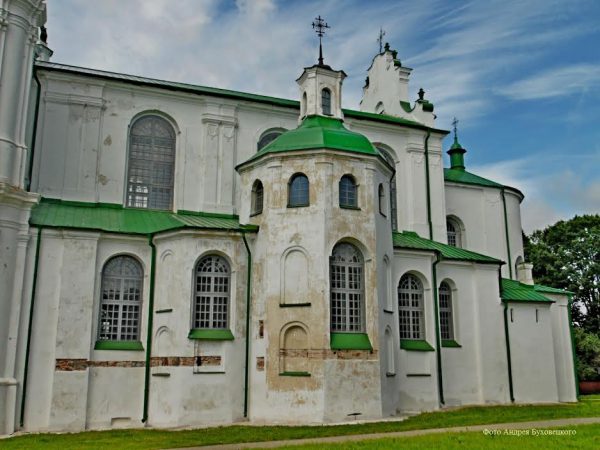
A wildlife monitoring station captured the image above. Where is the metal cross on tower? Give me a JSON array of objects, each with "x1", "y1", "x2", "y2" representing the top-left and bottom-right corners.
[
  {"x1": 312, "y1": 15, "x2": 330, "y2": 66},
  {"x1": 452, "y1": 117, "x2": 459, "y2": 139},
  {"x1": 378, "y1": 27, "x2": 386, "y2": 53}
]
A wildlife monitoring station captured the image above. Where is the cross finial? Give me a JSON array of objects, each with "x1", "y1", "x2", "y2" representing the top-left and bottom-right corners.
[
  {"x1": 312, "y1": 16, "x2": 330, "y2": 66},
  {"x1": 377, "y1": 27, "x2": 386, "y2": 53},
  {"x1": 452, "y1": 117, "x2": 459, "y2": 139}
]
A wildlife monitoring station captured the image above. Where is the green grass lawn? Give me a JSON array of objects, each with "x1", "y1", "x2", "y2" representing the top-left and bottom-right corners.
[
  {"x1": 280, "y1": 424, "x2": 600, "y2": 450},
  {"x1": 2, "y1": 395, "x2": 599, "y2": 449}
]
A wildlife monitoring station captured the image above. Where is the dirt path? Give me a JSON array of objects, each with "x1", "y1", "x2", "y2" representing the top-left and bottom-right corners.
[{"x1": 176, "y1": 416, "x2": 600, "y2": 449}]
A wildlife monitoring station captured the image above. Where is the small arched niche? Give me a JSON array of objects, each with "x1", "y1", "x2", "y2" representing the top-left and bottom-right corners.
[
  {"x1": 281, "y1": 248, "x2": 309, "y2": 305},
  {"x1": 279, "y1": 323, "x2": 309, "y2": 374}
]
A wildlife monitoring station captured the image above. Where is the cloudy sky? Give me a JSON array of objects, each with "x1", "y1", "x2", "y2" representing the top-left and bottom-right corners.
[{"x1": 46, "y1": 0, "x2": 600, "y2": 232}]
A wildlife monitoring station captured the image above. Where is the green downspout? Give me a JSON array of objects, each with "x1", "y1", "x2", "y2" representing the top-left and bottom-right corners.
[
  {"x1": 500, "y1": 268, "x2": 515, "y2": 402},
  {"x1": 26, "y1": 70, "x2": 42, "y2": 192},
  {"x1": 501, "y1": 188, "x2": 513, "y2": 279},
  {"x1": 567, "y1": 295, "x2": 580, "y2": 398},
  {"x1": 20, "y1": 227, "x2": 42, "y2": 427},
  {"x1": 241, "y1": 232, "x2": 252, "y2": 417},
  {"x1": 432, "y1": 254, "x2": 444, "y2": 405},
  {"x1": 142, "y1": 234, "x2": 157, "y2": 423},
  {"x1": 424, "y1": 131, "x2": 433, "y2": 240}
]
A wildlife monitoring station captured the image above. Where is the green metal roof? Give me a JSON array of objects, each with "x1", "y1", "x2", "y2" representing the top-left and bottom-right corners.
[
  {"x1": 444, "y1": 168, "x2": 524, "y2": 199},
  {"x1": 392, "y1": 231, "x2": 502, "y2": 264},
  {"x1": 238, "y1": 116, "x2": 378, "y2": 168},
  {"x1": 501, "y1": 278, "x2": 555, "y2": 303},
  {"x1": 29, "y1": 198, "x2": 257, "y2": 235},
  {"x1": 532, "y1": 284, "x2": 573, "y2": 295},
  {"x1": 35, "y1": 61, "x2": 449, "y2": 135}
]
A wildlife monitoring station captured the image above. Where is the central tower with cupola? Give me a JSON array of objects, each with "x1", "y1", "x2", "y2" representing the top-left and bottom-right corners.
[{"x1": 236, "y1": 18, "x2": 394, "y2": 423}]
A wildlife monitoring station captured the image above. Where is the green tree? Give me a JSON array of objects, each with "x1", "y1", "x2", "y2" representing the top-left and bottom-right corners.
[{"x1": 524, "y1": 214, "x2": 600, "y2": 333}]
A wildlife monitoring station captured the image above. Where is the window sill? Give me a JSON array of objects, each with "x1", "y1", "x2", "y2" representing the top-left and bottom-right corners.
[
  {"x1": 441, "y1": 339, "x2": 462, "y2": 348},
  {"x1": 188, "y1": 329, "x2": 234, "y2": 340},
  {"x1": 287, "y1": 203, "x2": 309, "y2": 208},
  {"x1": 339, "y1": 205, "x2": 360, "y2": 211},
  {"x1": 279, "y1": 302, "x2": 311, "y2": 308},
  {"x1": 383, "y1": 309, "x2": 394, "y2": 314},
  {"x1": 400, "y1": 339, "x2": 435, "y2": 352},
  {"x1": 249, "y1": 211, "x2": 262, "y2": 217},
  {"x1": 279, "y1": 371, "x2": 311, "y2": 377},
  {"x1": 94, "y1": 340, "x2": 144, "y2": 351},
  {"x1": 330, "y1": 332, "x2": 372, "y2": 351},
  {"x1": 386, "y1": 372, "x2": 396, "y2": 377}
]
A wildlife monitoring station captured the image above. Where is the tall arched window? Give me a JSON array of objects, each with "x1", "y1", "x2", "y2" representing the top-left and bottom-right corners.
[
  {"x1": 98, "y1": 255, "x2": 143, "y2": 341},
  {"x1": 127, "y1": 115, "x2": 176, "y2": 210},
  {"x1": 301, "y1": 92, "x2": 307, "y2": 117},
  {"x1": 288, "y1": 173, "x2": 309, "y2": 207},
  {"x1": 321, "y1": 88, "x2": 332, "y2": 115},
  {"x1": 439, "y1": 281, "x2": 454, "y2": 340},
  {"x1": 257, "y1": 128, "x2": 286, "y2": 151},
  {"x1": 330, "y1": 243, "x2": 365, "y2": 332},
  {"x1": 251, "y1": 179, "x2": 264, "y2": 215},
  {"x1": 446, "y1": 217, "x2": 462, "y2": 247},
  {"x1": 378, "y1": 184, "x2": 386, "y2": 215},
  {"x1": 376, "y1": 147, "x2": 397, "y2": 230},
  {"x1": 339, "y1": 175, "x2": 357, "y2": 208},
  {"x1": 398, "y1": 274, "x2": 424, "y2": 340},
  {"x1": 193, "y1": 255, "x2": 230, "y2": 329}
]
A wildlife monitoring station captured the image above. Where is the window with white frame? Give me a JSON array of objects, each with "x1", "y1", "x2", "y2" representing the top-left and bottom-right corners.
[
  {"x1": 322, "y1": 88, "x2": 332, "y2": 115},
  {"x1": 126, "y1": 115, "x2": 176, "y2": 210},
  {"x1": 288, "y1": 173, "x2": 309, "y2": 207},
  {"x1": 439, "y1": 281, "x2": 454, "y2": 340},
  {"x1": 398, "y1": 274, "x2": 424, "y2": 340},
  {"x1": 376, "y1": 147, "x2": 398, "y2": 230},
  {"x1": 98, "y1": 255, "x2": 143, "y2": 341},
  {"x1": 251, "y1": 179, "x2": 264, "y2": 215},
  {"x1": 193, "y1": 255, "x2": 230, "y2": 329},
  {"x1": 446, "y1": 217, "x2": 462, "y2": 247},
  {"x1": 330, "y1": 243, "x2": 365, "y2": 332},
  {"x1": 339, "y1": 175, "x2": 358, "y2": 208}
]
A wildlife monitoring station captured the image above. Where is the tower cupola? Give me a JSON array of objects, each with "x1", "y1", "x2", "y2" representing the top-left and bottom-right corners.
[{"x1": 447, "y1": 117, "x2": 467, "y2": 170}]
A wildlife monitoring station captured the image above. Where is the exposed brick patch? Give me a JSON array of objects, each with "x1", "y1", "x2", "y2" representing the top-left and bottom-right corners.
[
  {"x1": 256, "y1": 357, "x2": 265, "y2": 371},
  {"x1": 278, "y1": 349, "x2": 378, "y2": 360},
  {"x1": 55, "y1": 356, "x2": 221, "y2": 371}
]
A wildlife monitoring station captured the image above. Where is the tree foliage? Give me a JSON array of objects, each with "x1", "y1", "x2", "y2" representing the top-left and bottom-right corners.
[{"x1": 523, "y1": 214, "x2": 600, "y2": 333}]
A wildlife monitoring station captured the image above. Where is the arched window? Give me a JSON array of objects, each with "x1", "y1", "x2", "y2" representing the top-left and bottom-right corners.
[
  {"x1": 257, "y1": 129, "x2": 285, "y2": 151},
  {"x1": 321, "y1": 88, "x2": 332, "y2": 115},
  {"x1": 515, "y1": 255, "x2": 524, "y2": 278},
  {"x1": 126, "y1": 115, "x2": 176, "y2": 210},
  {"x1": 375, "y1": 101, "x2": 385, "y2": 114},
  {"x1": 301, "y1": 92, "x2": 307, "y2": 117},
  {"x1": 193, "y1": 255, "x2": 230, "y2": 329},
  {"x1": 288, "y1": 173, "x2": 309, "y2": 207},
  {"x1": 439, "y1": 282, "x2": 454, "y2": 340},
  {"x1": 251, "y1": 180, "x2": 264, "y2": 215},
  {"x1": 378, "y1": 184, "x2": 386, "y2": 215},
  {"x1": 330, "y1": 243, "x2": 365, "y2": 332},
  {"x1": 339, "y1": 175, "x2": 357, "y2": 208},
  {"x1": 446, "y1": 217, "x2": 462, "y2": 247},
  {"x1": 398, "y1": 274, "x2": 424, "y2": 340},
  {"x1": 98, "y1": 255, "x2": 143, "y2": 341},
  {"x1": 376, "y1": 147, "x2": 397, "y2": 230}
]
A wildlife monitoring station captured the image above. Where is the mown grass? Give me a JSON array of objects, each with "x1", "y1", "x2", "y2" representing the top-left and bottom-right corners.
[
  {"x1": 2, "y1": 395, "x2": 599, "y2": 449},
  {"x1": 280, "y1": 424, "x2": 600, "y2": 450}
]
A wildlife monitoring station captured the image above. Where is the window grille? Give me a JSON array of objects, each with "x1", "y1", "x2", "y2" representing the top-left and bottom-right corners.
[
  {"x1": 439, "y1": 282, "x2": 454, "y2": 340},
  {"x1": 377, "y1": 148, "x2": 398, "y2": 230},
  {"x1": 251, "y1": 180, "x2": 264, "y2": 214},
  {"x1": 339, "y1": 175, "x2": 357, "y2": 208},
  {"x1": 446, "y1": 218, "x2": 461, "y2": 247},
  {"x1": 193, "y1": 255, "x2": 230, "y2": 329},
  {"x1": 322, "y1": 88, "x2": 332, "y2": 115},
  {"x1": 126, "y1": 115, "x2": 175, "y2": 210},
  {"x1": 98, "y1": 256, "x2": 143, "y2": 341},
  {"x1": 288, "y1": 173, "x2": 309, "y2": 207},
  {"x1": 330, "y1": 243, "x2": 365, "y2": 332},
  {"x1": 257, "y1": 129, "x2": 285, "y2": 151},
  {"x1": 398, "y1": 274, "x2": 424, "y2": 340}
]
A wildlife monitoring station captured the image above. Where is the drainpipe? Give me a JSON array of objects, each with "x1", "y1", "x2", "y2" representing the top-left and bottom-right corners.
[
  {"x1": 26, "y1": 69, "x2": 42, "y2": 192},
  {"x1": 567, "y1": 295, "x2": 579, "y2": 398},
  {"x1": 20, "y1": 227, "x2": 42, "y2": 427},
  {"x1": 142, "y1": 234, "x2": 157, "y2": 423},
  {"x1": 432, "y1": 253, "x2": 444, "y2": 405},
  {"x1": 424, "y1": 131, "x2": 433, "y2": 240},
  {"x1": 501, "y1": 188, "x2": 513, "y2": 279},
  {"x1": 500, "y1": 267, "x2": 515, "y2": 402},
  {"x1": 241, "y1": 232, "x2": 252, "y2": 418}
]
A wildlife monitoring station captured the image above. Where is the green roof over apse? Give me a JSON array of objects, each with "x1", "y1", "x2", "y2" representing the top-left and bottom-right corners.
[
  {"x1": 237, "y1": 115, "x2": 379, "y2": 168},
  {"x1": 392, "y1": 231, "x2": 502, "y2": 264},
  {"x1": 501, "y1": 278, "x2": 556, "y2": 303},
  {"x1": 29, "y1": 198, "x2": 258, "y2": 235}
]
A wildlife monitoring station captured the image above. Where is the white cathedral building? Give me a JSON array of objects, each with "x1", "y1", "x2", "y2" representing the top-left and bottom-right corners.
[{"x1": 0, "y1": 1, "x2": 577, "y2": 434}]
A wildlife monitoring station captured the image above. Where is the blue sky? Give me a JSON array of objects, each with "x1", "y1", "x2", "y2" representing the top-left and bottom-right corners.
[{"x1": 46, "y1": 0, "x2": 600, "y2": 232}]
